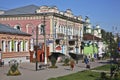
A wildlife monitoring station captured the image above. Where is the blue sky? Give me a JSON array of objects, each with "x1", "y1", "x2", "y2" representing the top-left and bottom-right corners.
[{"x1": 0, "y1": 0, "x2": 120, "y2": 33}]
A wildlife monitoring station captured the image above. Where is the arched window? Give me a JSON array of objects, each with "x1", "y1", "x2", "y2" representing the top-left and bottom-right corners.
[
  {"x1": 14, "y1": 24, "x2": 21, "y2": 30},
  {"x1": 20, "y1": 41, "x2": 23, "y2": 52},
  {"x1": 38, "y1": 24, "x2": 44, "y2": 35},
  {"x1": 8, "y1": 41, "x2": 12, "y2": 52},
  {"x1": 58, "y1": 25, "x2": 60, "y2": 33},
  {"x1": 14, "y1": 41, "x2": 18, "y2": 52},
  {"x1": 24, "y1": 41, "x2": 28, "y2": 51},
  {"x1": 26, "y1": 24, "x2": 34, "y2": 34},
  {"x1": 1, "y1": 40, "x2": 6, "y2": 52}
]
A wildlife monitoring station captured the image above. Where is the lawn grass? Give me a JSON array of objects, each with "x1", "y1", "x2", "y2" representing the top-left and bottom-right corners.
[
  {"x1": 92, "y1": 64, "x2": 110, "y2": 71},
  {"x1": 48, "y1": 70, "x2": 100, "y2": 80},
  {"x1": 48, "y1": 64, "x2": 120, "y2": 80}
]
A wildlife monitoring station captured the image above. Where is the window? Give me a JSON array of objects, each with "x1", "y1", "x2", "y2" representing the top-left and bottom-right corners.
[
  {"x1": 8, "y1": 41, "x2": 12, "y2": 52},
  {"x1": 26, "y1": 24, "x2": 34, "y2": 34},
  {"x1": 40, "y1": 25, "x2": 44, "y2": 35},
  {"x1": 16, "y1": 26, "x2": 20, "y2": 30},
  {"x1": 1, "y1": 40, "x2": 6, "y2": 52},
  {"x1": 14, "y1": 24, "x2": 21, "y2": 30},
  {"x1": 38, "y1": 24, "x2": 44, "y2": 35},
  {"x1": 24, "y1": 41, "x2": 28, "y2": 51}
]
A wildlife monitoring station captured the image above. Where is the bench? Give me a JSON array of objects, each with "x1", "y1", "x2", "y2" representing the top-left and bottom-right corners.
[{"x1": 39, "y1": 64, "x2": 50, "y2": 69}]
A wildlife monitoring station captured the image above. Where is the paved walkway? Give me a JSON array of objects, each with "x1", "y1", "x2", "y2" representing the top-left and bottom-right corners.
[{"x1": 0, "y1": 60, "x2": 109, "y2": 80}]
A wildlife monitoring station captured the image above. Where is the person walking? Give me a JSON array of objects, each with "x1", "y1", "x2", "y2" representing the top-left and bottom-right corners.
[
  {"x1": 84, "y1": 56, "x2": 90, "y2": 69},
  {"x1": 70, "y1": 59, "x2": 75, "y2": 70}
]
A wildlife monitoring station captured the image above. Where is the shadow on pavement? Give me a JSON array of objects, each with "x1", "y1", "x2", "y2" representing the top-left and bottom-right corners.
[
  {"x1": 98, "y1": 60, "x2": 110, "y2": 64},
  {"x1": 19, "y1": 66, "x2": 35, "y2": 71},
  {"x1": 64, "y1": 68, "x2": 71, "y2": 71}
]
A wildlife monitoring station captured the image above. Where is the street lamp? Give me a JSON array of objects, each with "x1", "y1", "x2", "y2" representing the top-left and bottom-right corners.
[
  {"x1": 109, "y1": 33, "x2": 113, "y2": 79},
  {"x1": 35, "y1": 26, "x2": 38, "y2": 71},
  {"x1": 92, "y1": 26, "x2": 95, "y2": 57},
  {"x1": 75, "y1": 35, "x2": 79, "y2": 53},
  {"x1": 53, "y1": 21, "x2": 57, "y2": 52},
  {"x1": 75, "y1": 34, "x2": 79, "y2": 64},
  {"x1": 43, "y1": 14, "x2": 47, "y2": 64}
]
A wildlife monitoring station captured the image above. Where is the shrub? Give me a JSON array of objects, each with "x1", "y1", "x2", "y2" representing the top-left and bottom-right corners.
[
  {"x1": 7, "y1": 60, "x2": 21, "y2": 76},
  {"x1": 49, "y1": 56, "x2": 57, "y2": 68},
  {"x1": 100, "y1": 72, "x2": 106, "y2": 79},
  {"x1": 63, "y1": 58, "x2": 70, "y2": 66},
  {"x1": 114, "y1": 73, "x2": 119, "y2": 80},
  {"x1": 90, "y1": 58, "x2": 95, "y2": 62}
]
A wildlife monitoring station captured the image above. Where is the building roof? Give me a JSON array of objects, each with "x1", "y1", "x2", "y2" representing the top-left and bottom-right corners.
[
  {"x1": 0, "y1": 24, "x2": 31, "y2": 36},
  {"x1": 0, "y1": 5, "x2": 85, "y2": 24},
  {"x1": 2, "y1": 5, "x2": 39, "y2": 15},
  {"x1": 83, "y1": 33, "x2": 102, "y2": 41}
]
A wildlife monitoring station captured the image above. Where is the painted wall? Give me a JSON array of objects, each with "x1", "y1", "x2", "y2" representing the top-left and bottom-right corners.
[{"x1": 83, "y1": 45, "x2": 98, "y2": 55}]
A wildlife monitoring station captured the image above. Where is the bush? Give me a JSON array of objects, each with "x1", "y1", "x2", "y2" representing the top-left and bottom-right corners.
[
  {"x1": 114, "y1": 73, "x2": 119, "y2": 80},
  {"x1": 90, "y1": 58, "x2": 95, "y2": 62},
  {"x1": 63, "y1": 58, "x2": 70, "y2": 66},
  {"x1": 100, "y1": 72, "x2": 106, "y2": 79},
  {"x1": 50, "y1": 56, "x2": 57, "y2": 68},
  {"x1": 7, "y1": 60, "x2": 21, "y2": 76}
]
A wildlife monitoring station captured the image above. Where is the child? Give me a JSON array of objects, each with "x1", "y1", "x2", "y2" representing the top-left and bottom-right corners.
[
  {"x1": 84, "y1": 56, "x2": 90, "y2": 69},
  {"x1": 70, "y1": 59, "x2": 75, "y2": 70}
]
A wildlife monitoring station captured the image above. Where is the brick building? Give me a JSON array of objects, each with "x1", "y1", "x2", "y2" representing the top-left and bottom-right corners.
[
  {"x1": 0, "y1": 24, "x2": 31, "y2": 64},
  {"x1": 0, "y1": 5, "x2": 85, "y2": 62}
]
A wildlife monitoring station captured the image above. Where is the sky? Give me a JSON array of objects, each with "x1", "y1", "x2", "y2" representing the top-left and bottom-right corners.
[{"x1": 0, "y1": 0, "x2": 120, "y2": 33}]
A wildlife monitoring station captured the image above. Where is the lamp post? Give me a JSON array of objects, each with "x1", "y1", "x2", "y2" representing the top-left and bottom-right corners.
[
  {"x1": 53, "y1": 21, "x2": 57, "y2": 52},
  {"x1": 66, "y1": 20, "x2": 68, "y2": 55},
  {"x1": 43, "y1": 14, "x2": 47, "y2": 64},
  {"x1": 92, "y1": 26, "x2": 95, "y2": 57},
  {"x1": 76, "y1": 34, "x2": 79, "y2": 64},
  {"x1": 35, "y1": 26, "x2": 38, "y2": 71},
  {"x1": 109, "y1": 33, "x2": 112, "y2": 79}
]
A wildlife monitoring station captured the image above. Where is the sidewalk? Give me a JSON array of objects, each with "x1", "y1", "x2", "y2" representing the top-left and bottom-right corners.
[{"x1": 0, "y1": 60, "x2": 109, "y2": 80}]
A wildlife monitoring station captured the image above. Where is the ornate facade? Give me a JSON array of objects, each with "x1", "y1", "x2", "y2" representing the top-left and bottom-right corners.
[
  {"x1": 0, "y1": 5, "x2": 85, "y2": 62},
  {"x1": 84, "y1": 16, "x2": 102, "y2": 38}
]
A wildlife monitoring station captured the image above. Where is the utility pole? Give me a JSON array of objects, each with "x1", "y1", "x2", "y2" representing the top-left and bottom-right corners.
[
  {"x1": 43, "y1": 14, "x2": 47, "y2": 64},
  {"x1": 92, "y1": 26, "x2": 95, "y2": 57},
  {"x1": 110, "y1": 32, "x2": 112, "y2": 79},
  {"x1": 76, "y1": 34, "x2": 79, "y2": 64},
  {"x1": 35, "y1": 26, "x2": 38, "y2": 71},
  {"x1": 53, "y1": 18, "x2": 57, "y2": 52},
  {"x1": 66, "y1": 20, "x2": 68, "y2": 55}
]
